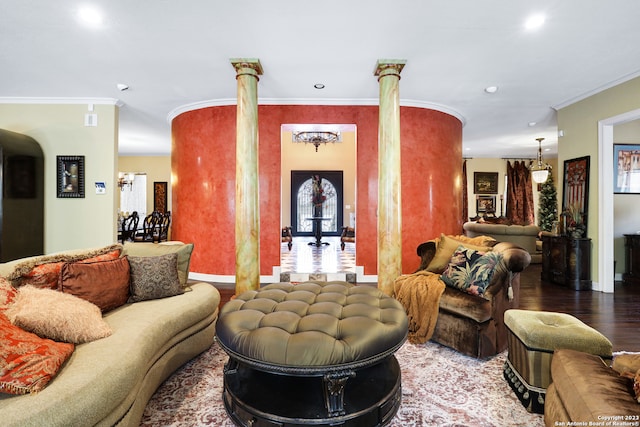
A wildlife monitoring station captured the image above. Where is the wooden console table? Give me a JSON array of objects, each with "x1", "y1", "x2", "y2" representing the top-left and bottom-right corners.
[
  {"x1": 623, "y1": 234, "x2": 640, "y2": 285},
  {"x1": 541, "y1": 234, "x2": 592, "y2": 291}
]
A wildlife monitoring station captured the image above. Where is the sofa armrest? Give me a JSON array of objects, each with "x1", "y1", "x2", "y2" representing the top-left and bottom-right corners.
[{"x1": 415, "y1": 241, "x2": 437, "y2": 272}]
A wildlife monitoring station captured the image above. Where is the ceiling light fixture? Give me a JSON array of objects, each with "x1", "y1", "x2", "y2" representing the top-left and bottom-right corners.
[
  {"x1": 293, "y1": 131, "x2": 340, "y2": 152},
  {"x1": 530, "y1": 137, "x2": 552, "y2": 183},
  {"x1": 525, "y1": 14, "x2": 546, "y2": 30},
  {"x1": 484, "y1": 86, "x2": 498, "y2": 94},
  {"x1": 314, "y1": 83, "x2": 325, "y2": 89},
  {"x1": 77, "y1": 5, "x2": 104, "y2": 27},
  {"x1": 116, "y1": 83, "x2": 129, "y2": 91}
]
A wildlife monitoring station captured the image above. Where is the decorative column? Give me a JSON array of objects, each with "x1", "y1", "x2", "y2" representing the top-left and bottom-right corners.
[
  {"x1": 374, "y1": 59, "x2": 406, "y2": 295},
  {"x1": 231, "y1": 58, "x2": 263, "y2": 294}
]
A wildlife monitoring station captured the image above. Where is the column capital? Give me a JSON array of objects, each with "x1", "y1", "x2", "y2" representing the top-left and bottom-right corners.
[
  {"x1": 230, "y1": 58, "x2": 264, "y2": 78},
  {"x1": 374, "y1": 60, "x2": 407, "y2": 79}
]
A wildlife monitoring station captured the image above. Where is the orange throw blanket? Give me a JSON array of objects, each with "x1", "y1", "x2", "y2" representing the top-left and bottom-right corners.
[{"x1": 393, "y1": 271, "x2": 445, "y2": 344}]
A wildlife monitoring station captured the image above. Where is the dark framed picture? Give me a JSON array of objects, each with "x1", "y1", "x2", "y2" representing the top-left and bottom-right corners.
[
  {"x1": 474, "y1": 172, "x2": 499, "y2": 194},
  {"x1": 614, "y1": 144, "x2": 640, "y2": 194},
  {"x1": 562, "y1": 156, "x2": 590, "y2": 231},
  {"x1": 476, "y1": 195, "x2": 496, "y2": 213},
  {"x1": 154, "y1": 181, "x2": 168, "y2": 213},
  {"x1": 57, "y1": 155, "x2": 85, "y2": 198}
]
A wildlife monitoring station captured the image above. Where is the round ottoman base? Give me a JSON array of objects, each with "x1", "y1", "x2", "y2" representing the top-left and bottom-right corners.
[{"x1": 223, "y1": 356, "x2": 401, "y2": 427}]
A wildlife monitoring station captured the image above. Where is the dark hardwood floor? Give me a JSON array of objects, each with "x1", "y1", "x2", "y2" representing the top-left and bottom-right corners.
[{"x1": 212, "y1": 263, "x2": 640, "y2": 353}]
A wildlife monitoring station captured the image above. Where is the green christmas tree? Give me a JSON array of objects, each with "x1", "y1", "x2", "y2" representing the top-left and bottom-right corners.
[{"x1": 538, "y1": 171, "x2": 558, "y2": 232}]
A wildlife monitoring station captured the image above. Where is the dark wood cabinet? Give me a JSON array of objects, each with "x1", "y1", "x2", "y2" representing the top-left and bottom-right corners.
[
  {"x1": 541, "y1": 235, "x2": 592, "y2": 290},
  {"x1": 623, "y1": 234, "x2": 640, "y2": 286}
]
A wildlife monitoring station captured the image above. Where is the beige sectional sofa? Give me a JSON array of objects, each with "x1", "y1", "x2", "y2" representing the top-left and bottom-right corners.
[
  {"x1": 463, "y1": 221, "x2": 541, "y2": 263},
  {"x1": 0, "y1": 242, "x2": 220, "y2": 427}
]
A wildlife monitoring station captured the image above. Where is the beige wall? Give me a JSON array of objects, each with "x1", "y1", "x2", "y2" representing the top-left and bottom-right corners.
[
  {"x1": 464, "y1": 157, "x2": 558, "y2": 224},
  {"x1": 281, "y1": 130, "x2": 356, "y2": 229},
  {"x1": 0, "y1": 102, "x2": 118, "y2": 253},
  {"x1": 557, "y1": 75, "x2": 640, "y2": 286},
  {"x1": 118, "y1": 156, "x2": 172, "y2": 215}
]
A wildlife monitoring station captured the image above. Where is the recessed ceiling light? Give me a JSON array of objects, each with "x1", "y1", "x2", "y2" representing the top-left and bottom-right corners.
[
  {"x1": 77, "y1": 5, "x2": 104, "y2": 28},
  {"x1": 528, "y1": 122, "x2": 537, "y2": 127},
  {"x1": 525, "y1": 14, "x2": 546, "y2": 30},
  {"x1": 484, "y1": 86, "x2": 498, "y2": 94},
  {"x1": 116, "y1": 83, "x2": 129, "y2": 91},
  {"x1": 314, "y1": 83, "x2": 325, "y2": 89}
]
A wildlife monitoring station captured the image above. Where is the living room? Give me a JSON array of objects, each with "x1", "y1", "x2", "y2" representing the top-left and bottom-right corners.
[{"x1": 2, "y1": 2, "x2": 640, "y2": 426}]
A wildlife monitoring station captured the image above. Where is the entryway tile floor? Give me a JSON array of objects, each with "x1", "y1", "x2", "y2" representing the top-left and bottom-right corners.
[{"x1": 279, "y1": 236, "x2": 356, "y2": 283}]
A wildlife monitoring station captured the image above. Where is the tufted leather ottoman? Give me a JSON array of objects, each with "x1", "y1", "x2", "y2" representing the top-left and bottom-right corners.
[
  {"x1": 216, "y1": 281, "x2": 408, "y2": 426},
  {"x1": 503, "y1": 309, "x2": 612, "y2": 414}
]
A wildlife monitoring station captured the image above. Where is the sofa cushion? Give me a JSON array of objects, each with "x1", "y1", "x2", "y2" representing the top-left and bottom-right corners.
[
  {"x1": 550, "y1": 349, "x2": 640, "y2": 420},
  {"x1": 5, "y1": 285, "x2": 112, "y2": 344},
  {"x1": 59, "y1": 257, "x2": 130, "y2": 312},
  {"x1": 2, "y1": 245, "x2": 122, "y2": 290},
  {"x1": 0, "y1": 313, "x2": 75, "y2": 395},
  {"x1": 122, "y1": 241, "x2": 194, "y2": 286},
  {"x1": 128, "y1": 253, "x2": 183, "y2": 303},
  {"x1": 427, "y1": 234, "x2": 494, "y2": 273}
]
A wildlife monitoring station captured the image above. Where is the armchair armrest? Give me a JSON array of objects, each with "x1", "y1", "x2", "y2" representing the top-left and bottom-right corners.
[{"x1": 491, "y1": 242, "x2": 531, "y2": 273}]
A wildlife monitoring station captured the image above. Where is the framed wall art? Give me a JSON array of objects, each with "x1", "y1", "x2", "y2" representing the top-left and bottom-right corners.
[
  {"x1": 57, "y1": 155, "x2": 85, "y2": 198},
  {"x1": 562, "y1": 155, "x2": 590, "y2": 231},
  {"x1": 154, "y1": 181, "x2": 168, "y2": 213},
  {"x1": 474, "y1": 172, "x2": 498, "y2": 194},
  {"x1": 476, "y1": 195, "x2": 496, "y2": 213},
  {"x1": 614, "y1": 144, "x2": 640, "y2": 194}
]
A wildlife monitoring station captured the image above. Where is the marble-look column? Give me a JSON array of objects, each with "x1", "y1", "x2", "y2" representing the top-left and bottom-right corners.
[
  {"x1": 231, "y1": 58, "x2": 263, "y2": 294},
  {"x1": 374, "y1": 59, "x2": 406, "y2": 295}
]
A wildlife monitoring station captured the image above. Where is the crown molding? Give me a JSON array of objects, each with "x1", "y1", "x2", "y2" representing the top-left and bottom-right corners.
[
  {"x1": 553, "y1": 69, "x2": 640, "y2": 111},
  {"x1": 0, "y1": 97, "x2": 124, "y2": 107},
  {"x1": 167, "y1": 97, "x2": 466, "y2": 126}
]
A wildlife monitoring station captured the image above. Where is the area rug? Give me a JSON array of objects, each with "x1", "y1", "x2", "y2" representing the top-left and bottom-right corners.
[{"x1": 140, "y1": 341, "x2": 544, "y2": 426}]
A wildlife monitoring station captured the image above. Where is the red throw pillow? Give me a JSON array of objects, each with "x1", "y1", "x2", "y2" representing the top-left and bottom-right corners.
[
  {"x1": 59, "y1": 256, "x2": 130, "y2": 312},
  {"x1": 16, "y1": 249, "x2": 122, "y2": 290},
  {"x1": 0, "y1": 314, "x2": 74, "y2": 395},
  {"x1": 0, "y1": 277, "x2": 17, "y2": 314}
]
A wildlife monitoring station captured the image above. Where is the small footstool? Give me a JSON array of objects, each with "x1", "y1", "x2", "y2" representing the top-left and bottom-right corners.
[
  {"x1": 503, "y1": 309, "x2": 612, "y2": 414},
  {"x1": 216, "y1": 281, "x2": 408, "y2": 426}
]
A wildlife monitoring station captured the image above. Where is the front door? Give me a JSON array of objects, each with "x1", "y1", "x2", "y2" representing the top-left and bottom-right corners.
[{"x1": 291, "y1": 171, "x2": 343, "y2": 236}]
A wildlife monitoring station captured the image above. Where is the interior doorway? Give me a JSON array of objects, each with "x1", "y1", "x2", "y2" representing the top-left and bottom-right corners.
[{"x1": 291, "y1": 171, "x2": 343, "y2": 236}]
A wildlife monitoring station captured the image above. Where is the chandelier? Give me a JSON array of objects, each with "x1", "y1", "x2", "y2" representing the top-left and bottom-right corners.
[
  {"x1": 530, "y1": 137, "x2": 552, "y2": 184},
  {"x1": 118, "y1": 172, "x2": 135, "y2": 191},
  {"x1": 292, "y1": 131, "x2": 340, "y2": 152}
]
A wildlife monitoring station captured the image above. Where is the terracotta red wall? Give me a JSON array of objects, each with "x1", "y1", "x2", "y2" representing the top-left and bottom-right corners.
[{"x1": 171, "y1": 104, "x2": 462, "y2": 276}]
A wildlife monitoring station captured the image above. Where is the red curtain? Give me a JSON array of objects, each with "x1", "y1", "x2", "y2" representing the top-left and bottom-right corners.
[{"x1": 506, "y1": 161, "x2": 535, "y2": 225}]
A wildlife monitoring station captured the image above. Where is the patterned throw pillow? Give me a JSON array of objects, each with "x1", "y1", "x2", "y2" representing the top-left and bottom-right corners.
[
  {"x1": 466, "y1": 251, "x2": 503, "y2": 297},
  {"x1": 440, "y1": 245, "x2": 486, "y2": 289},
  {"x1": 441, "y1": 246, "x2": 503, "y2": 297},
  {"x1": 5, "y1": 285, "x2": 112, "y2": 344},
  {"x1": 128, "y1": 253, "x2": 183, "y2": 303},
  {"x1": 0, "y1": 277, "x2": 17, "y2": 313},
  {"x1": 0, "y1": 313, "x2": 75, "y2": 395}
]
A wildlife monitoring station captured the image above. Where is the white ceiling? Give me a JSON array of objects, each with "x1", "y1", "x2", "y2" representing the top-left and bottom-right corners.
[{"x1": 2, "y1": 1, "x2": 640, "y2": 158}]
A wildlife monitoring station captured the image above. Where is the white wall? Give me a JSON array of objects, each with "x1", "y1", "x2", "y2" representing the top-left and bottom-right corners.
[{"x1": 0, "y1": 102, "x2": 119, "y2": 253}]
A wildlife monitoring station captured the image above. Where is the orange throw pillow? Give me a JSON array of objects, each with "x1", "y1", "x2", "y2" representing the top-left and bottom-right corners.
[
  {"x1": 0, "y1": 314, "x2": 74, "y2": 395},
  {"x1": 59, "y1": 257, "x2": 130, "y2": 312}
]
